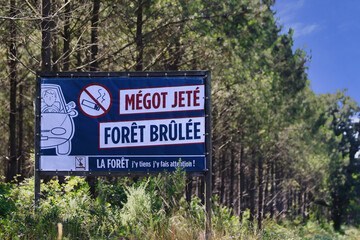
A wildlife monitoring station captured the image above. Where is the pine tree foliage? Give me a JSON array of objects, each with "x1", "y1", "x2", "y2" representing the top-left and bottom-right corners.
[{"x1": 0, "y1": 0, "x2": 359, "y2": 230}]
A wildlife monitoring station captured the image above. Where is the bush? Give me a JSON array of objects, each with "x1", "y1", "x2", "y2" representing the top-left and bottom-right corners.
[
  {"x1": 0, "y1": 180, "x2": 16, "y2": 218},
  {"x1": 1, "y1": 173, "x2": 360, "y2": 239}
]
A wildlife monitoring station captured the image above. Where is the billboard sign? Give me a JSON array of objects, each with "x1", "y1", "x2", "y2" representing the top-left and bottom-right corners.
[{"x1": 36, "y1": 72, "x2": 210, "y2": 174}]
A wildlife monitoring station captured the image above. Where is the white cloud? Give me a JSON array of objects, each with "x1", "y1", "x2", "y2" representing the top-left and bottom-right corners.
[
  {"x1": 274, "y1": 0, "x2": 319, "y2": 38},
  {"x1": 292, "y1": 23, "x2": 319, "y2": 38},
  {"x1": 276, "y1": 0, "x2": 305, "y2": 22}
]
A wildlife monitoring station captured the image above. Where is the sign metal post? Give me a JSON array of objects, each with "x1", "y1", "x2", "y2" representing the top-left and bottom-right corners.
[
  {"x1": 205, "y1": 72, "x2": 212, "y2": 239},
  {"x1": 34, "y1": 74, "x2": 41, "y2": 207}
]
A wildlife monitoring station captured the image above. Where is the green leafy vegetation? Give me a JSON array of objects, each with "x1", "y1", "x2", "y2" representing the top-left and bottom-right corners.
[{"x1": 1, "y1": 174, "x2": 360, "y2": 239}]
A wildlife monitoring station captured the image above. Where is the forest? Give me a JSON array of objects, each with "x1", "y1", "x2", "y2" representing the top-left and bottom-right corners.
[{"x1": 1, "y1": 0, "x2": 360, "y2": 239}]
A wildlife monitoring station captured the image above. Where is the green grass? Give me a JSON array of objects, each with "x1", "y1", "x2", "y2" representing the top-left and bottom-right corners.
[{"x1": 0, "y1": 173, "x2": 359, "y2": 239}]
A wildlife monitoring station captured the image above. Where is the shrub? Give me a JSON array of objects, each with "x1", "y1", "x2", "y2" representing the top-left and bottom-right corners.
[
  {"x1": 0, "y1": 180, "x2": 16, "y2": 218},
  {"x1": 1, "y1": 173, "x2": 360, "y2": 239}
]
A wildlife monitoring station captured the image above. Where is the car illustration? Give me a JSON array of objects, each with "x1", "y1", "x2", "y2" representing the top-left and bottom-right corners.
[{"x1": 41, "y1": 84, "x2": 78, "y2": 155}]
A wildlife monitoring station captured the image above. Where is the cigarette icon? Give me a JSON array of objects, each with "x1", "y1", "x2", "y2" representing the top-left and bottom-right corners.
[{"x1": 81, "y1": 99, "x2": 100, "y2": 111}]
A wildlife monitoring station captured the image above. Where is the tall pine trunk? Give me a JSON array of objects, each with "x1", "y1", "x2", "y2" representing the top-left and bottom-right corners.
[
  {"x1": 135, "y1": 0, "x2": 143, "y2": 71},
  {"x1": 17, "y1": 82, "x2": 23, "y2": 180},
  {"x1": 90, "y1": 0, "x2": 100, "y2": 71},
  {"x1": 41, "y1": 0, "x2": 51, "y2": 71},
  {"x1": 7, "y1": 0, "x2": 17, "y2": 182},
  {"x1": 63, "y1": 0, "x2": 71, "y2": 70},
  {"x1": 257, "y1": 155, "x2": 263, "y2": 228},
  {"x1": 229, "y1": 150, "x2": 235, "y2": 209},
  {"x1": 270, "y1": 159, "x2": 275, "y2": 218},
  {"x1": 249, "y1": 151, "x2": 256, "y2": 222},
  {"x1": 219, "y1": 151, "x2": 226, "y2": 204},
  {"x1": 263, "y1": 161, "x2": 270, "y2": 218},
  {"x1": 239, "y1": 145, "x2": 245, "y2": 218}
]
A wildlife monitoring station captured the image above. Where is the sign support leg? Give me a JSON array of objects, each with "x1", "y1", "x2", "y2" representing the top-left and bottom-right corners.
[
  {"x1": 34, "y1": 75, "x2": 41, "y2": 208},
  {"x1": 204, "y1": 72, "x2": 212, "y2": 239},
  {"x1": 34, "y1": 170, "x2": 40, "y2": 208},
  {"x1": 205, "y1": 171, "x2": 212, "y2": 239}
]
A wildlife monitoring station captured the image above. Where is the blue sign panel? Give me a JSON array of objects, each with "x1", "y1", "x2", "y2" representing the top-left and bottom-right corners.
[{"x1": 39, "y1": 76, "x2": 207, "y2": 172}]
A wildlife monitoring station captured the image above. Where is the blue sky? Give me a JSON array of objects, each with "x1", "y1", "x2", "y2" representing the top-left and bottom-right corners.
[{"x1": 273, "y1": 0, "x2": 360, "y2": 105}]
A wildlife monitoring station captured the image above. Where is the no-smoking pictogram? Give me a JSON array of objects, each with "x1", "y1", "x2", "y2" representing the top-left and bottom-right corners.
[{"x1": 78, "y1": 83, "x2": 112, "y2": 118}]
